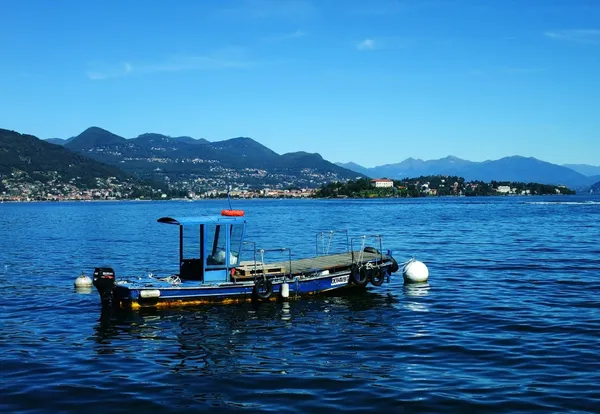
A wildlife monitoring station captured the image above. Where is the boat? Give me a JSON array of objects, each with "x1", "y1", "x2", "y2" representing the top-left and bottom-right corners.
[{"x1": 92, "y1": 209, "x2": 401, "y2": 310}]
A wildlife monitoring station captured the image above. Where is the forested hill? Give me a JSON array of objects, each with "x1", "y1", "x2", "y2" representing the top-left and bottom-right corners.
[
  {"x1": 58, "y1": 127, "x2": 361, "y2": 186},
  {"x1": 0, "y1": 128, "x2": 129, "y2": 185}
]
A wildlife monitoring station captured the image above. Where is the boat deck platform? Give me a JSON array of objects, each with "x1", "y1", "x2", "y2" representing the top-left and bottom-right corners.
[{"x1": 233, "y1": 251, "x2": 385, "y2": 279}]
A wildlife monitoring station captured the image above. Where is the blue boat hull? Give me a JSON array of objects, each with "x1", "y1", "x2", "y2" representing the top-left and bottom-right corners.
[{"x1": 113, "y1": 268, "x2": 389, "y2": 310}]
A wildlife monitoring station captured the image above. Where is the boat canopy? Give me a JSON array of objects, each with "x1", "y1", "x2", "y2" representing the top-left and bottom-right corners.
[
  {"x1": 157, "y1": 216, "x2": 246, "y2": 226},
  {"x1": 157, "y1": 215, "x2": 248, "y2": 283}
]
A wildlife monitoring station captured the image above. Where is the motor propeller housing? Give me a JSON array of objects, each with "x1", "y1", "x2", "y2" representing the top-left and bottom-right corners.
[{"x1": 93, "y1": 267, "x2": 116, "y2": 306}]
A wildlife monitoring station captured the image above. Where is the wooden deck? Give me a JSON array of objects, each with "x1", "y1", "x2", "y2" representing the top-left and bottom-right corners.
[{"x1": 233, "y1": 251, "x2": 385, "y2": 279}]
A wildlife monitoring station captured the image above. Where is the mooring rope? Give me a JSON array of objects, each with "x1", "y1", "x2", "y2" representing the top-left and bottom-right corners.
[
  {"x1": 357, "y1": 236, "x2": 366, "y2": 264},
  {"x1": 260, "y1": 249, "x2": 267, "y2": 281},
  {"x1": 163, "y1": 275, "x2": 181, "y2": 285},
  {"x1": 400, "y1": 257, "x2": 415, "y2": 272},
  {"x1": 326, "y1": 231, "x2": 333, "y2": 254}
]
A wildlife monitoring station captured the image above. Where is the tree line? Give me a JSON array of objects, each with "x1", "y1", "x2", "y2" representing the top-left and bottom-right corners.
[{"x1": 314, "y1": 176, "x2": 576, "y2": 198}]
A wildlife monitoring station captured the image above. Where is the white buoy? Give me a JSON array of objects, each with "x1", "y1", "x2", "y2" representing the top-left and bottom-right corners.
[
  {"x1": 74, "y1": 273, "x2": 93, "y2": 288},
  {"x1": 280, "y1": 282, "x2": 290, "y2": 299},
  {"x1": 403, "y1": 260, "x2": 429, "y2": 283}
]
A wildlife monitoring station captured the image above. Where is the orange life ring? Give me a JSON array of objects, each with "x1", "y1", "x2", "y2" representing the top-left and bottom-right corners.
[{"x1": 221, "y1": 209, "x2": 245, "y2": 217}]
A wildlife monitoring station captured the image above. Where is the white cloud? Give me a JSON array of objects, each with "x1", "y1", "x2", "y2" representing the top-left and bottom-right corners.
[
  {"x1": 501, "y1": 67, "x2": 545, "y2": 74},
  {"x1": 87, "y1": 62, "x2": 132, "y2": 80},
  {"x1": 469, "y1": 67, "x2": 546, "y2": 77},
  {"x1": 350, "y1": 0, "x2": 457, "y2": 16},
  {"x1": 357, "y1": 38, "x2": 376, "y2": 50},
  {"x1": 288, "y1": 30, "x2": 306, "y2": 39},
  {"x1": 264, "y1": 30, "x2": 307, "y2": 42},
  {"x1": 545, "y1": 30, "x2": 600, "y2": 44},
  {"x1": 220, "y1": 0, "x2": 317, "y2": 20},
  {"x1": 356, "y1": 37, "x2": 414, "y2": 51},
  {"x1": 87, "y1": 49, "x2": 259, "y2": 80}
]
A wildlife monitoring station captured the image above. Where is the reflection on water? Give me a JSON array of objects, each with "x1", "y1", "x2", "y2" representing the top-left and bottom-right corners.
[
  {"x1": 93, "y1": 290, "x2": 398, "y2": 345},
  {"x1": 281, "y1": 302, "x2": 291, "y2": 322},
  {"x1": 403, "y1": 282, "x2": 431, "y2": 297},
  {"x1": 402, "y1": 283, "x2": 430, "y2": 312},
  {"x1": 89, "y1": 290, "x2": 400, "y2": 385}
]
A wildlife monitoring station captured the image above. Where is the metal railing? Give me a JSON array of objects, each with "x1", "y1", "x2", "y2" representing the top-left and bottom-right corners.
[
  {"x1": 239, "y1": 242, "x2": 293, "y2": 280},
  {"x1": 255, "y1": 247, "x2": 293, "y2": 280},
  {"x1": 350, "y1": 235, "x2": 384, "y2": 265},
  {"x1": 315, "y1": 229, "x2": 350, "y2": 255},
  {"x1": 240, "y1": 240, "x2": 258, "y2": 276}
]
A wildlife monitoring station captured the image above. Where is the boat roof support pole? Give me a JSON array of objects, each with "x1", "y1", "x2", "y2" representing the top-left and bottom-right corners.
[
  {"x1": 179, "y1": 225, "x2": 183, "y2": 271},
  {"x1": 200, "y1": 225, "x2": 205, "y2": 272},
  {"x1": 212, "y1": 225, "x2": 220, "y2": 256}
]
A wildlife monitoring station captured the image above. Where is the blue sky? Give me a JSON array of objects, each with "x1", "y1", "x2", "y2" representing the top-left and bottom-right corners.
[{"x1": 1, "y1": 0, "x2": 599, "y2": 167}]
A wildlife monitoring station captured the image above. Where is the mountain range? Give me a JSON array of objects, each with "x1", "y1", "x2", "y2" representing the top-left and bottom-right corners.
[
  {"x1": 562, "y1": 164, "x2": 600, "y2": 177},
  {"x1": 40, "y1": 127, "x2": 360, "y2": 188},
  {"x1": 3, "y1": 125, "x2": 598, "y2": 193},
  {"x1": 336, "y1": 156, "x2": 600, "y2": 189}
]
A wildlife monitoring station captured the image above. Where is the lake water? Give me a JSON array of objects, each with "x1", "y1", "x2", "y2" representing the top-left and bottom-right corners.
[{"x1": 1, "y1": 196, "x2": 599, "y2": 413}]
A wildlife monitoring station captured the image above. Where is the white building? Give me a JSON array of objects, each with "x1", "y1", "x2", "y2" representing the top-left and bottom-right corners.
[{"x1": 370, "y1": 179, "x2": 394, "y2": 188}]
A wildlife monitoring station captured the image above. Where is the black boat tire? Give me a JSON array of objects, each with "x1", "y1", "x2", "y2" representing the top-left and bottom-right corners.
[
  {"x1": 390, "y1": 257, "x2": 399, "y2": 273},
  {"x1": 370, "y1": 268, "x2": 386, "y2": 287},
  {"x1": 349, "y1": 264, "x2": 359, "y2": 285},
  {"x1": 253, "y1": 279, "x2": 273, "y2": 301},
  {"x1": 363, "y1": 246, "x2": 381, "y2": 255},
  {"x1": 351, "y1": 265, "x2": 370, "y2": 286}
]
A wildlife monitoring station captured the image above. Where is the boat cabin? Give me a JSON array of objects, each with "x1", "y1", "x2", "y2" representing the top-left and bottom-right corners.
[{"x1": 157, "y1": 211, "x2": 246, "y2": 283}]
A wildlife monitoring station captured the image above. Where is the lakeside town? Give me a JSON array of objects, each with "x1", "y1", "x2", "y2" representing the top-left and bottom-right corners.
[
  {"x1": 0, "y1": 169, "x2": 576, "y2": 202},
  {"x1": 0, "y1": 170, "x2": 319, "y2": 202}
]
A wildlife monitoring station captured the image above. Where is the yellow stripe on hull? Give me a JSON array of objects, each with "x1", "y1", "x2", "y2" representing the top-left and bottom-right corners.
[
  {"x1": 122, "y1": 285, "x2": 361, "y2": 310},
  {"x1": 126, "y1": 295, "x2": 277, "y2": 310}
]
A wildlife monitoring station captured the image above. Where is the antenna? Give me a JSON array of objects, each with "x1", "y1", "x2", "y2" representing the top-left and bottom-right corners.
[{"x1": 227, "y1": 184, "x2": 233, "y2": 210}]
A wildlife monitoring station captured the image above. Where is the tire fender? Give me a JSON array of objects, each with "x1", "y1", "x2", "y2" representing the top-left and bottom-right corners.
[
  {"x1": 390, "y1": 257, "x2": 399, "y2": 273},
  {"x1": 350, "y1": 264, "x2": 369, "y2": 286},
  {"x1": 370, "y1": 268, "x2": 386, "y2": 287},
  {"x1": 253, "y1": 279, "x2": 273, "y2": 301}
]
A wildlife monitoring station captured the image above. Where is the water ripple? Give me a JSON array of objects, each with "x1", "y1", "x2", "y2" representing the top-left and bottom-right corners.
[{"x1": 1, "y1": 196, "x2": 599, "y2": 413}]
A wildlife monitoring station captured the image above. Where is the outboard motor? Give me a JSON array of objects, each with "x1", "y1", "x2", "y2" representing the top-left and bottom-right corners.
[{"x1": 93, "y1": 267, "x2": 116, "y2": 306}]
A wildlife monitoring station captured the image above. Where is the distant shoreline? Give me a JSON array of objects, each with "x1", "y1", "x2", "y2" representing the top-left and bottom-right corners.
[
  {"x1": 2, "y1": 193, "x2": 597, "y2": 204},
  {"x1": 0, "y1": 197, "x2": 313, "y2": 203}
]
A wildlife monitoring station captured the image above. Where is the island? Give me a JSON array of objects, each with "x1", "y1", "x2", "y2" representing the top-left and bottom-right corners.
[{"x1": 314, "y1": 176, "x2": 576, "y2": 198}]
